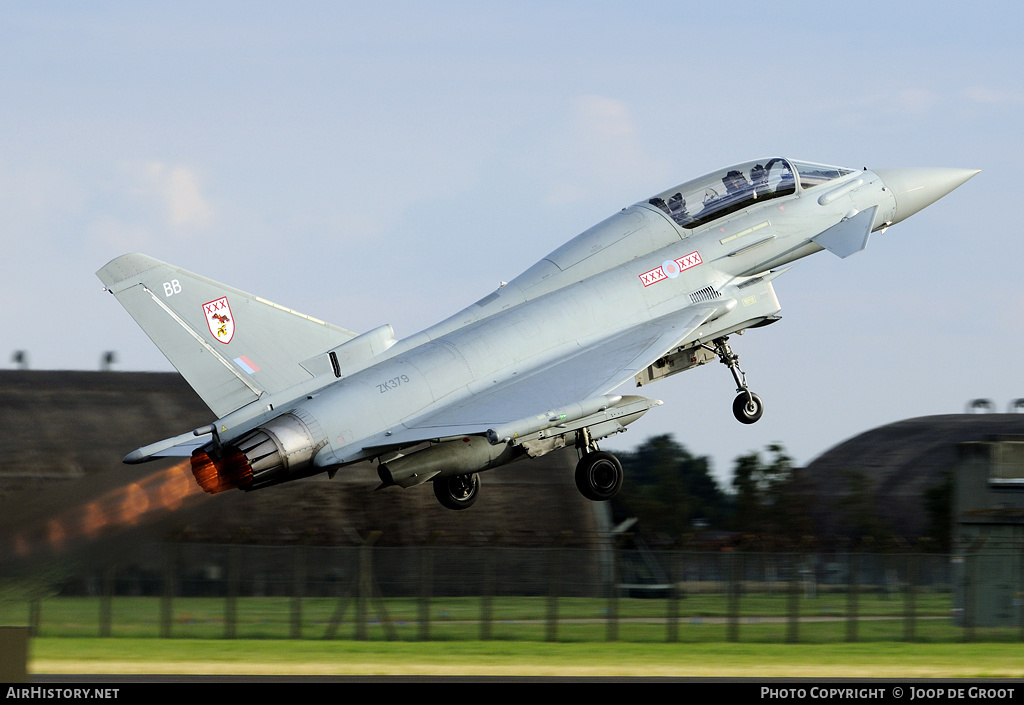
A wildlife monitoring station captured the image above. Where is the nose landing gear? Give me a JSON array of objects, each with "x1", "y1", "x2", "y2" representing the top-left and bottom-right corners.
[
  {"x1": 732, "y1": 390, "x2": 764, "y2": 424},
  {"x1": 711, "y1": 336, "x2": 764, "y2": 424}
]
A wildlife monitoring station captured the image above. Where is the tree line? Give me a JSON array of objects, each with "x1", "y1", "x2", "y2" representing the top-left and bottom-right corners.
[{"x1": 611, "y1": 434, "x2": 952, "y2": 549}]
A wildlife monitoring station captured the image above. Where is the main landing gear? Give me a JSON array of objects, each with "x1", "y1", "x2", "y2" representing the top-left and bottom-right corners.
[
  {"x1": 573, "y1": 427, "x2": 623, "y2": 501},
  {"x1": 711, "y1": 336, "x2": 764, "y2": 424},
  {"x1": 433, "y1": 473, "x2": 481, "y2": 510}
]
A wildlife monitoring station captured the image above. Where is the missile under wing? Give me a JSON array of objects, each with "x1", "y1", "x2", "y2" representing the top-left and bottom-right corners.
[{"x1": 97, "y1": 157, "x2": 978, "y2": 509}]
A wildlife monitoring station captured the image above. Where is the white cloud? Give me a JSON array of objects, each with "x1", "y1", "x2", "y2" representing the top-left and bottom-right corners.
[
  {"x1": 541, "y1": 95, "x2": 669, "y2": 206},
  {"x1": 573, "y1": 94, "x2": 636, "y2": 142},
  {"x1": 141, "y1": 162, "x2": 213, "y2": 228},
  {"x1": 962, "y1": 85, "x2": 1024, "y2": 106},
  {"x1": 895, "y1": 87, "x2": 940, "y2": 114},
  {"x1": 80, "y1": 161, "x2": 214, "y2": 251}
]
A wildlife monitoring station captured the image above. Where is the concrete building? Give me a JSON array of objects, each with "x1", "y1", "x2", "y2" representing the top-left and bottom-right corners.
[
  {"x1": 804, "y1": 414, "x2": 1024, "y2": 542},
  {"x1": 952, "y1": 438, "x2": 1024, "y2": 627}
]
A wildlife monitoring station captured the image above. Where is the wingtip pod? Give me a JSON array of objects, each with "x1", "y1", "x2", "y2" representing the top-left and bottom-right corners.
[{"x1": 874, "y1": 167, "x2": 980, "y2": 224}]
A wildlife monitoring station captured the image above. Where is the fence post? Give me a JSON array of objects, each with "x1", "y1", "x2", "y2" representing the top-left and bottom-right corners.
[
  {"x1": 786, "y1": 553, "x2": 800, "y2": 644},
  {"x1": 846, "y1": 551, "x2": 859, "y2": 642},
  {"x1": 28, "y1": 599, "x2": 40, "y2": 638},
  {"x1": 366, "y1": 533, "x2": 397, "y2": 640},
  {"x1": 546, "y1": 541, "x2": 562, "y2": 643},
  {"x1": 160, "y1": 544, "x2": 175, "y2": 638},
  {"x1": 606, "y1": 540, "x2": 619, "y2": 643},
  {"x1": 727, "y1": 550, "x2": 740, "y2": 642},
  {"x1": 1019, "y1": 541, "x2": 1024, "y2": 642},
  {"x1": 418, "y1": 541, "x2": 433, "y2": 642},
  {"x1": 322, "y1": 536, "x2": 394, "y2": 641},
  {"x1": 963, "y1": 548, "x2": 975, "y2": 642},
  {"x1": 666, "y1": 549, "x2": 678, "y2": 644},
  {"x1": 291, "y1": 546, "x2": 305, "y2": 640},
  {"x1": 904, "y1": 552, "x2": 918, "y2": 642},
  {"x1": 480, "y1": 537, "x2": 497, "y2": 641},
  {"x1": 356, "y1": 539, "x2": 372, "y2": 640},
  {"x1": 100, "y1": 565, "x2": 113, "y2": 638},
  {"x1": 225, "y1": 545, "x2": 238, "y2": 639}
]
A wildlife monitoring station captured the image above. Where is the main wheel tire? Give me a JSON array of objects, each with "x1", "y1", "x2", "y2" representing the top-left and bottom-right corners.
[
  {"x1": 574, "y1": 451, "x2": 623, "y2": 501},
  {"x1": 433, "y1": 473, "x2": 480, "y2": 510},
  {"x1": 732, "y1": 392, "x2": 764, "y2": 424}
]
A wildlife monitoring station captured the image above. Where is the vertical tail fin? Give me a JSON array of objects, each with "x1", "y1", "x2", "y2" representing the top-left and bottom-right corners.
[{"x1": 97, "y1": 253, "x2": 357, "y2": 417}]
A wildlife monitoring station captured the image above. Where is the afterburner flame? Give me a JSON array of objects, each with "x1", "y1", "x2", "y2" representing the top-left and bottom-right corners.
[
  {"x1": 190, "y1": 448, "x2": 253, "y2": 494},
  {"x1": 10, "y1": 460, "x2": 208, "y2": 558}
]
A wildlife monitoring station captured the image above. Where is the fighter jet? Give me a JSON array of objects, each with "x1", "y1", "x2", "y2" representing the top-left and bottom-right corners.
[{"x1": 97, "y1": 158, "x2": 977, "y2": 509}]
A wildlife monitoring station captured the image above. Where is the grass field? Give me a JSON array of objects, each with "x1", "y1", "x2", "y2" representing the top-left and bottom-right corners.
[
  {"x1": 2, "y1": 593, "x2": 962, "y2": 640},
  {"x1": 8, "y1": 594, "x2": 1024, "y2": 678},
  {"x1": 26, "y1": 638, "x2": 1024, "y2": 678}
]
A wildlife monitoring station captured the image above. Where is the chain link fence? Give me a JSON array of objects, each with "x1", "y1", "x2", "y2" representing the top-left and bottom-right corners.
[{"x1": 2, "y1": 542, "x2": 1022, "y2": 642}]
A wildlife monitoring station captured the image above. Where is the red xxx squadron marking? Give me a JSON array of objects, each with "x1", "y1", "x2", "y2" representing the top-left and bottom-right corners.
[{"x1": 639, "y1": 251, "x2": 702, "y2": 287}]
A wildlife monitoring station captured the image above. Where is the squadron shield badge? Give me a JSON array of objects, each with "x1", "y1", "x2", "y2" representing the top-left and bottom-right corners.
[{"x1": 203, "y1": 296, "x2": 234, "y2": 344}]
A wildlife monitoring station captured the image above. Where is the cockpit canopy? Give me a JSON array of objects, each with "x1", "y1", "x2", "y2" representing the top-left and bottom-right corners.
[{"x1": 646, "y1": 158, "x2": 854, "y2": 229}]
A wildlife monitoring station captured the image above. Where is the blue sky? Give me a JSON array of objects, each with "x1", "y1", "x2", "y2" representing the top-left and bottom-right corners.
[{"x1": 2, "y1": 2, "x2": 1021, "y2": 485}]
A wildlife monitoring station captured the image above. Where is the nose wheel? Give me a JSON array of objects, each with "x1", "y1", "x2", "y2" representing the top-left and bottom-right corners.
[
  {"x1": 711, "y1": 336, "x2": 764, "y2": 424},
  {"x1": 732, "y1": 391, "x2": 764, "y2": 424}
]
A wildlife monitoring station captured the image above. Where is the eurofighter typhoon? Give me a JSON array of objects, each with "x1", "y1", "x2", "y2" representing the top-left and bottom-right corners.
[{"x1": 98, "y1": 158, "x2": 977, "y2": 509}]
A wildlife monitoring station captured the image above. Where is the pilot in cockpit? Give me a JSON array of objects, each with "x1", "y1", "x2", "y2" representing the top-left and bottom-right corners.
[
  {"x1": 750, "y1": 163, "x2": 769, "y2": 199},
  {"x1": 650, "y1": 193, "x2": 693, "y2": 226},
  {"x1": 648, "y1": 197, "x2": 669, "y2": 212},
  {"x1": 667, "y1": 192, "x2": 691, "y2": 225},
  {"x1": 722, "y1": 169, "x2": 752, "y2": 199}
]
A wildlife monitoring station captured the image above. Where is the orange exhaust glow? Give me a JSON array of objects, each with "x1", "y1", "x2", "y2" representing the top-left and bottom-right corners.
[
  {"x1": 8, "y1": 460, "x2": 209, "y2": 560},
  {"x1": 190, "y1": 448, "x2": 253, "y2": 494}
]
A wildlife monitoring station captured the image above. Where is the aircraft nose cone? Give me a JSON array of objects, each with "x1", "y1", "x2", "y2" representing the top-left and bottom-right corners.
[{"x1": 874, "y1": 167, "x2": 979, "y2": 224}]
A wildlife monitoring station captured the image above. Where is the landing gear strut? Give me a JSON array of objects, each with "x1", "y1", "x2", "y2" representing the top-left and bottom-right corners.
[
  {"x1": 711, "y1": 336, "x2": 764, "y2": 424},
  {"x1": 573, "y1": 428, "x2": 623, "y2": 501}
]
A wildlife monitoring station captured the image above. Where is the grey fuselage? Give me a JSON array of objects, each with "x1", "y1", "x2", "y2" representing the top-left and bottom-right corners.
[
  {"x1": 100, "y1": 156, "x2": 978, "y2": 501},
  {"x1": 284, "y1": 159, "x2": 901, "y2": 469}
]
